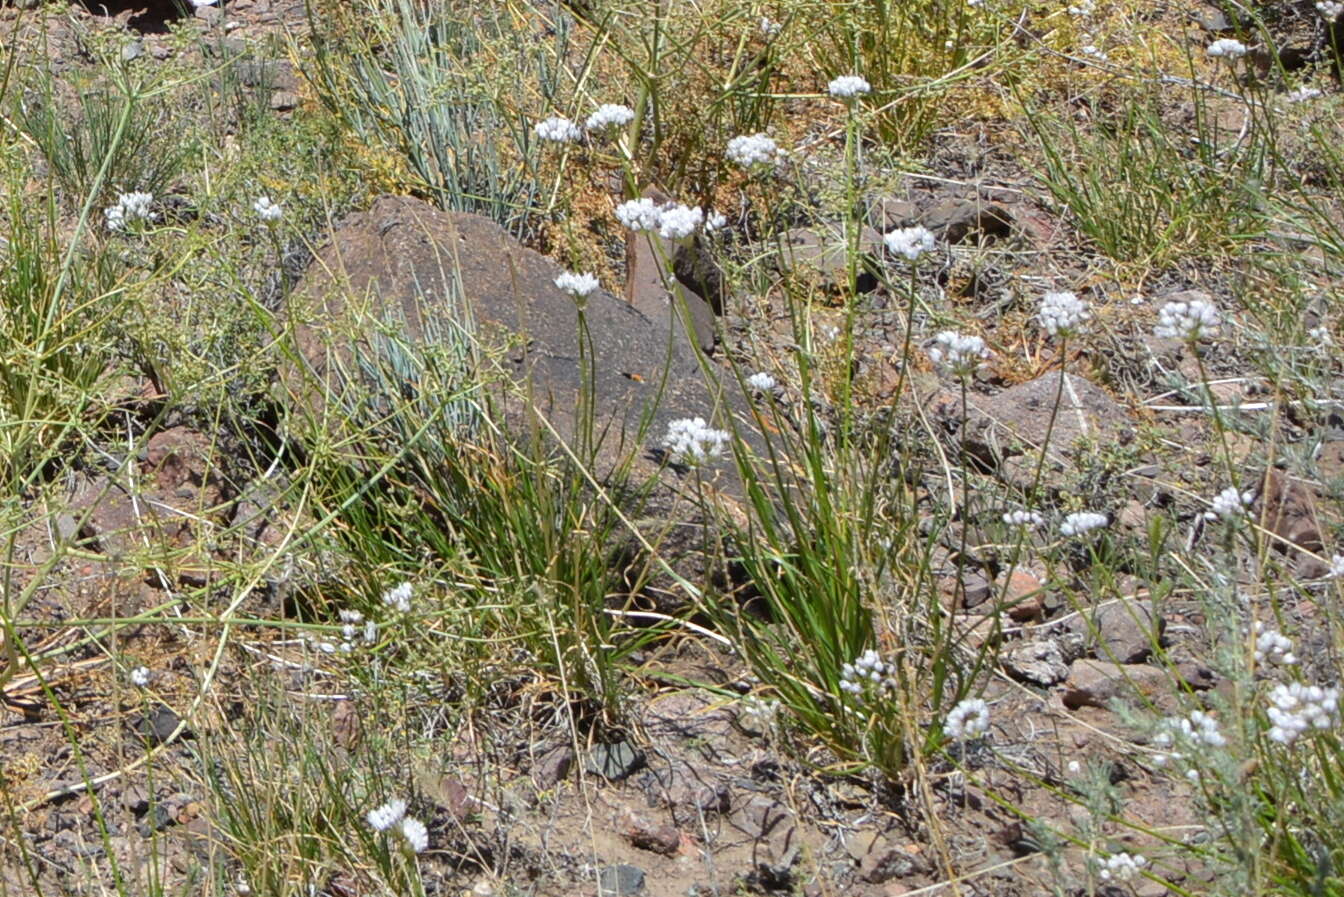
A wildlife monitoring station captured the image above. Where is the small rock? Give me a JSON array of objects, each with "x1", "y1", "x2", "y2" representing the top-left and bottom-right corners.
[
  {"x1": 1062, "y1": 660, "x2": 1167, "y2": 710},
  {"x1": 134, "y1": 706, "x2": 185, "y2": 746},
  {"x1": 121, "y1": 41, "x2": 143, "y2": 62},
  {"x1": 921, "y1": 199, "x2": 1014, "y2": 244},
  {"x1": 1002, "y1": 570, "x2": 1045, "y2": 622},
  {"x1": 1003, "y1": 638, "x2": 1069, "y2": 686},
  {"x1": 1260, "y1": 468, "x2": 1324, "y2": 554},
  {"x1": 270, "y1": 90, "x2": 300, "y2": 111},
  {"x1": 585, "y1": 741, "x2": 645, "y2": 781},
  {"x1": 122, "y1": 784, "x2": 150, "y2": 816},
  {"x1": 619, "y1": 807, "x2": 680, "y2": 856},
  {"x1": 532, "y1": 745, "x2": 574, "y2": 788},
  {"x1": 777, "y1": 224, "x2": 883, "y2": 293},
  {"x1": 1070, "y1": 598, "x2": 1160, "y2": 663},
  {"x1": 849, "y1": 832, "x2": 922, "y2": 883},
  {"x1": 598, "y1": 863, "x2": 646, "y2": 897}
]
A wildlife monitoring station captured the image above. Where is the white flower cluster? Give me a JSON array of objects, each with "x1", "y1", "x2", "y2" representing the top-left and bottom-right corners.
[
  {"x1": 1037, "y1": 291, "x2": 1091, "y2": 337},
  {"x1": 1081, "y1": 45, "x2": 1109, "y2": 61},
  {"x1": 1098, "y1": 852, "x2": 1147, "y2": 882},
  {"x1": 534, "y1": 116, "x2": 583, "y2": 143},
  {"x1": 614, "y1": 198, "x2": 712, "y2": 240},
  {"x1": 254, "y1": 196, "x2": 282, "y2": 222},
  {"x1": 1317, "y1": 1, "x2": 1343, "y2": 22},
  {"x1": 555, "y1": 271, "x2": 600, "y2": 298},
  {"x1": 1207, "y1": 38, "x2": 1248, "y2": 59},
  {"x1": 746, "y1": 371, "x2": 778, "y2": 393},
  {"x1": 662, "y1": 417, "x2": 729, "y2": 465},
  {"x1": 945, "y1": 697, "x2": 990, "y2": 739},
  {"x1": 1286, "y1": 86, "x2": 1324, "y2": 103},
  {"x1": 1002, "y1": 509, "x2": 1045, "y2": 527},
  {"x1": 1205, "y1": 486, "x2": 1254, "y2": 521},
  {"x1": 1154, "y1": 297, "x2": 1221, "y2": 341},
  {"x1": 1060, "y1": 511, "x2": 1108, "y2": 537},
  {"x1": 1253, "y1": 621, "x2": 1296, "y2": 666},
  {"x1": 1329, "y1": 554, "x2": 1344, "y2": 578},
  {"x1": 839, "y1": 649, "x2": 896, "y2": 698},
  {"x1": 759, "y1": 16, "x2": 782, "y2": 36},
  {"x1": 883, "y1": 226, "x2": 936, "y2": 261},
  {"x1": 1067, "y1": 0, "x2": 1094, "y2": 16},
  {"x1": 585, "y1": 103, "x2": 635, "y2": 133},
  {"x1": 726, "y1": 133, "x2": 781, "y2": 168},
  {"x1": 928, "y1": 331, "x2": 989, "y2": 376},
  {"x1": 828, "y1": 75, "x2": 871, "y2": 98},
  {"x1": 1266, "y1": 682, "x2": 1340, "y2": 745},
  {"x1": 129, "y1": 666, "x2": 151, "y2": 687},
  {"x1": 366, "y1": 798, "x2": 429, "y2": 853},
  {"x1": 1151, "y1": 710, "x2": 1225, "y2": 769},
  {"x1": 383, "y1": 581, "x2": 413, "y2": 613},
  {"x1": 104, "y1": 191, "x2": 155, "y2": 232},
  {"x1": 337, "y1": 609, "x2": 378, "y2": 652}
]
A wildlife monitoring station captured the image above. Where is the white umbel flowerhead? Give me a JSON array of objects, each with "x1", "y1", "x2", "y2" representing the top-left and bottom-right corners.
[
  {"x1": 399, "y1": 816, "x2": 429, "y2": 853},
  {"x1": 746, "y1": 371, "x2": 778, "y2": 393},
  {"x1": 1266, "y1": 682, "x2": 1340, "y2": 745},
  {"x1": 1317, "y1": 1, "x2": 1343, "y2": 22},
  {"x1": 828, "y1": 75, "x2": 871, "y2": 99},
  {"x1": 657, "y1": 204, "x2": 704, "y2": 240},
  {"x1": 366, "y1": 798, "x2": 407, "y2": 832},
  {"x1": 839, "y1": 649, "x2": 896, "y2": 698},
  {"x1": 883, "y1": 226, "x2": 936, "y2": 261},
  {"x1": 759, "y1": 16, "x2": 782, "y2": 36},
  {"x1": 1205, "y1": 486, "x2": 1255, "y2": 521},
  {"x1": 254, "y1": 196, "x2": 282, "y2": 222},
  {"x1": 1098, "y1": 852, "x2": 1147, "y2": 882},
  {"x1": 1060, "y1": 511, "x2": 1108, "y2": 537},
  {"x1": 1002, "y1": 509, "x2": 1045, "y2": 527},
  {"x1": 585, "y1": 103, "x2": 635, "y2": 133},
  {"x1": 1155, "y1": 297, "x2": 1221, "y2": 341},
  {"x1": 928, "y1": 331, "x2": 989, "y2": 377},
  {"x1": 1037, "y1": 291, "x2": 1091, "y2": 338},
  {"x1": 129, "y1": 666, "x2": 151, "y2": 688},
  {"x1": 1207, "y1": 38, "x2": 1248, "y2": 59},
  {"x1": 533, "y1": 116, "x2": 583, "y2": 143},
  {"x1": 944, "y1": 697, "x2": 990, "y2": 739},
  {"x1": 662, "y1": 417, "x2": 729, "y2": 466},
  {"x1": 726, "y1": 133, "x2": 781, "y2": 168},
  {"x1": 104, "y1": 191, "x2": 155, "y2": 232},
  {"x1": 554, "y1": 271, "x2": 600, "y2": 298},
  {"x1": 382, "y1": 582, "x2": 412, "y2": 613},
  {"x1": 1328, "y1": 554, "x2": 1344, "y2": 578},
  {"x1": 1253, "y1": 621, "x2": 1297, "y2": 666},
  {"x1": 615, "y1": 198, "x2": 663, "y2": 232}
]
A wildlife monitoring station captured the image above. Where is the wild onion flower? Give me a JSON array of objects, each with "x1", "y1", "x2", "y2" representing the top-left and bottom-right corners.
[
  {"x1": 1328, "y1": 554, "x2": 1344, "y2": 578},
  {"x1": 363, "y1": 620, "x2": 378, "y2": 643},
  {"x1": 883, "y1": 226, "x2": 936, "y2": 261},
  {"x1": 726, "y1": 133, "x2": 781, "y2": 168},
  {"x1": 828, "y1": 75, "x2": 871, "y2": 99},
  {"x1": 129, "y1": 666, "x2": 151, "y2": 687},
  {"x1": 1205, "y1": 486, "x2": 1254, "y2": 521},
  {"x1": 254, "y1": 196, "x2": 282, "y2": 222},
  {"x1": 1266, "y1": 682, "x2": 1340, "y2": 745},
  {"x1": 400, "y1": 816, "x2": 429, "y2": 853},
  {"x1": 534, "y1": 116, "x2": 583, "y2": 143},
  {"x1": 746, "y1": 371, "x2": 778, "y2": 393},
  {"x1": 1207, "y1": 38, "x2": 1248, "y2": 59},
  {"x1": 1067, "y1": 0, "x2": 1094, "y2": 16},
  {"x1": 759, "y1": 16, "x2": 782, "y2": 36},
  {"x1": 1037, "y1": 290, "x2": 1090, "y2": 337},
  {"x1": 1081, "y1": 45, "x2": 1109, "y2": 61},
  {"x1": 1317, "y1": 1, "x2": 1343, "y2": 22},
  {"x1": 615, "y1": 198, "x2": 663, "y2": 232},
  {"x1": 662, "y1": 417, "x2": 729, "y2": 465},
  {"x1": 840, "y1": 649, "x2": 896, "y2": 702},
  {"x1": 339, "y1": 609, "x2": 364, "y2": 642},
  {"x1": 382, "y1": 582, "x2": 412, "y2": 613},
  {"x1": 1154, "y1": 297, "x2": 1221, "y2": 341},
  {"x1": 1060, "y1": 511, "x2": 1107, "y2": 537},
  {"x1": 585, "y1": 103, "x2": 634, "y2": 132},
  {"x1": 1098, "y1": 853, "x2": 1147, "y2": 882},
  {"x1": 366, "y1": 799, "x2": 407, "y2": 832},
  {"x1": 1002, "y1": 509, "x2": 1044, "y2": 527},
  {"x1": 104, "y1": 191, "x2": 155, "y2": 232},
  {"x1": 1253, "y1": 622, "x2": 1296, "y2": 666},
  {"x1": 555, "y1": 271, "x2": 600, "y2": 298},
  {"x1": 928, "y1": 331, "x2": 989, "y2": 377},
  {"x1": 705, "y1": 210, "x2": 727, "y2": 232},
  {"x1": 657, "y1": 204, "x2": 704, "y2": 240},
  {"x1": 944, "y1": 697, "x2": 990, "y2": 738}
]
